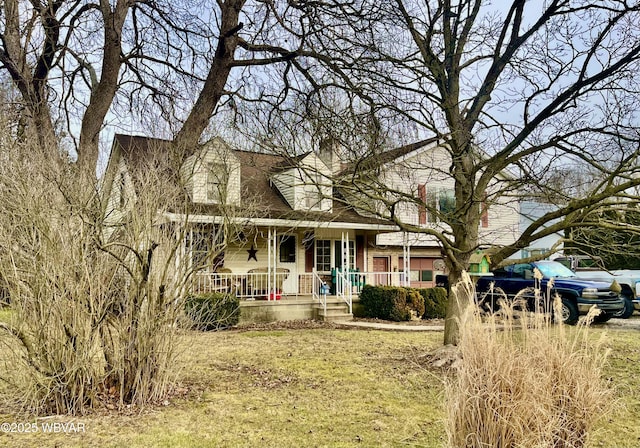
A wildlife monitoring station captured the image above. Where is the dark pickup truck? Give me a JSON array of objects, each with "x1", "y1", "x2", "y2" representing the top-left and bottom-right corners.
[{"x1": 475, "y1": 260, "x2": 624, "y2": 324}]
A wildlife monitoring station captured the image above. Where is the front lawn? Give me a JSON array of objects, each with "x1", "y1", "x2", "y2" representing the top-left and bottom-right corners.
[{"x1": 0, "y1": 322, "x2": 639, "y2": 447}]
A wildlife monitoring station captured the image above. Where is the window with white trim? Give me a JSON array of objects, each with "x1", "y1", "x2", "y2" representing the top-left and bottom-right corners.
[
  {"x1": 427, "y1": 187, "x2": 455, "y2": 222},
  {"x1": 304, "y1": 172, "x2": 323, "y2": 209},
  {"x1": 315, "y1": 239, "x2": 331, "y2": 272}
]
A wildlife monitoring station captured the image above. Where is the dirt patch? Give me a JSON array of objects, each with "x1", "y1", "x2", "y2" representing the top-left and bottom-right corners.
[{"x1": 606, "y1": 315, "x2": 640, "y2": 330}]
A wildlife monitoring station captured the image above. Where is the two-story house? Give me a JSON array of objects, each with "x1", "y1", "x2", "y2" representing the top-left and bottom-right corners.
[
  {"x1": 330, "y1": 137, "x2": 521, "y2": 287},
  {"x1": 102, "y1": 134, "x2": 399, "y2": 321}
]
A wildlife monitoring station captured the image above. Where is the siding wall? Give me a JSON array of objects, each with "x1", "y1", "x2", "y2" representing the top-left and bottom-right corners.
[
  {"x1": 271, "y1": 153, "x2": 332, "y2": 212},
  {"x1": 183, "y1": 140, "x2": 241, "y2": 206},
  {"x1": 374, "y1": 144, "x2": 519, "y2": 247}
]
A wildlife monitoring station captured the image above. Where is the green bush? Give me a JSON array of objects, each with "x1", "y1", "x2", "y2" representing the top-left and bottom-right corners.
[
  {"x1": 419, "y1": 287, "x2": 448, "y2": 319},
  {"x1": 359, "y1": 285, "x2": 425, "y2": 321},
  {"x1": 405, "y1": 288, "x2": 426, "y2": 319},
  {"x1": 184, "y1": 293, "x2": 240, "y2": 330}
]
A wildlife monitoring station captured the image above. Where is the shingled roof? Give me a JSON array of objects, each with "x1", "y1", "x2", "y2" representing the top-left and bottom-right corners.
[
  {"x1": 106, "y1": 134, "x2": 394, "y2": 228},
  {"x1": 337, "y1": 136, "x2": 442, "y2": 176}
]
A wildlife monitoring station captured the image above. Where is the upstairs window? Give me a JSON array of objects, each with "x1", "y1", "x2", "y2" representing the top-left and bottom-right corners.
[
  {"x1": 426, "y1": 187, "x2": 455, "y2": 223},
  {"x1": 207, "y1": 163, "x2": 227, "y2": 203},
  {"x1": 438, "y1": 189, "x2": 456, "y2": 215},
  {"x1": 304, "y1": 172, "x2": 323, "y2": 209}
]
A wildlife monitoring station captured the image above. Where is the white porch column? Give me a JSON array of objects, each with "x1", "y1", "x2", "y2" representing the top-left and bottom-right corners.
[
  {"x1": 341, "y1": 232, "x2": 350, "y2": 272},
  {"x1": 402, "y1": 232, "x2": 410, "y2": 287},
  {"x1": 266, "y1": 227, "x2": 279, "y2": 300},
  {"x1": 272, "y1": 228, "x2": 277, "y2": 298}
]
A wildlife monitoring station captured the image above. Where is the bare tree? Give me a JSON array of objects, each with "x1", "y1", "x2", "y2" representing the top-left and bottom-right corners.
[
  {"x1": 285, "y1": 0, "x2": 640, "y2": 344},
  {"x1": 0, "y1": 0, "x2": 308, "y2": 178},
  {"x1": 0, "y1": 0, "x2": 309, "y2": 413}
]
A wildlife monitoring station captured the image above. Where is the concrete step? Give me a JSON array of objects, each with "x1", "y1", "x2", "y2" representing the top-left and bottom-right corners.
[
  {"x1": 320, "y1": 313, "x2": 354, "y2": 322},
  {"x1": 314, "y1": 302, "x2": 353, "y2": 322}
]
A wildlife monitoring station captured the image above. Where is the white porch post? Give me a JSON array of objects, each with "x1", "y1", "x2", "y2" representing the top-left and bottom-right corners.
[
  {"x1": 272, "y1": 228, "x2": 277, "y2": 299},
  {"x1": 341, "y1": 232, "x2": 349, "y2": 272},
  {"x1": 267, "y1": 228, "x2": 272, "y2": 301},
  {"x1": 403, "y1": 232, "x2": 410, "y2": 287},
  {"x1": 340, "y1": 232, "x2": 349, "y2": 296}
]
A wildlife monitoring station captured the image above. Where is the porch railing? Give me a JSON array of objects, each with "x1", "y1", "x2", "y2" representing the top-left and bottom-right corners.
[
  {"x1": 192, "y1": 271, "x2": 289, "y2": 300},
  {"x1": 192, "y1": 270, "x2": 413, "y2": 300},
  {"x1": 312, "y1": 268, "x2": 328, "y2": 316},
  {"x1": 334, "y1": 268, "x2": 353, "y2": 314}
]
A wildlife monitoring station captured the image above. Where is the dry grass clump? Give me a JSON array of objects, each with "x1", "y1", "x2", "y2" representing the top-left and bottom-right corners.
[{"x1": 445, "y1": 272, "x2": 613, "y2": 448}]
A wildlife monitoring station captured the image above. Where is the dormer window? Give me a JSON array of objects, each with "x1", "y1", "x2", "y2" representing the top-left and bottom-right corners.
[
  {"x1": 304, "y1": 172, "x2": 323, "y2": 209},
  {"x1": 207, "y1": 163, "x2": 226, "y2": 203}
]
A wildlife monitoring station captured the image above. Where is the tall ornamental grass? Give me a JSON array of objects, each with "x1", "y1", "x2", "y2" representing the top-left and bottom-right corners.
[{"x1": 446, "y1": 271, "x2": 613, "y2": 448}]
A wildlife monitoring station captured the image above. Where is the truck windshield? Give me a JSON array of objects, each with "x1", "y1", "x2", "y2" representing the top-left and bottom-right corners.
[{"x1": 535, "y1": 262, "x2": 576, "y2": 278}]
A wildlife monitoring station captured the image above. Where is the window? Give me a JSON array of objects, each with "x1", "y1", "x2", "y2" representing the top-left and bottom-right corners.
[
  {"x1": 426, "y1": 187, "x2": 455, "y2": 222},
  {"x1": 438, "y1": 189, "x2": 455, "y2": 215},
  {"x1": 315, "y1": 240, "x2": 331, "y2": 272},
  {"x1": 304, "y1": 172, "x2": 323, "y2": 209},
  {"x1": 421, "y1": 270, "x2": 433, "y2": 282},
  {"x1": 187, "y1": 224, "x2": 224, "y2": 271},
  {"x1": 207, "y1": 163, "x2": 227, "y2": 202}
]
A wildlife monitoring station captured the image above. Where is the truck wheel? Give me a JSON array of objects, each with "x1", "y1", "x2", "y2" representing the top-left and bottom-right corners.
[
  {"x1": 612, "y1": 295, "x2": 634, "y2": 319},
  {"x1": 560, "y1": 298, "x2": 579, "y2": 325}
]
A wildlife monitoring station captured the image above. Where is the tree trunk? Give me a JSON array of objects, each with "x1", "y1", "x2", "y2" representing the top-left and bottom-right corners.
[{"x1": 443, "y1": 141, "x2": 481, "y2": 346}]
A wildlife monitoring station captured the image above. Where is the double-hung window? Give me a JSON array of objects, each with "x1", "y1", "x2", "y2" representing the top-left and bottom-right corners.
[{"x1": 424, "y1": 187, "x2": 455, "y2": 223}]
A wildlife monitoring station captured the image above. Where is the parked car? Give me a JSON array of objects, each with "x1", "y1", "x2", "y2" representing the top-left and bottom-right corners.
[
  {"x1": 555, "y1": 255, "x2": 640, "y2": 319},
  {"x1": 475, "y1": 260, "x2": 625, "y2": 325}
]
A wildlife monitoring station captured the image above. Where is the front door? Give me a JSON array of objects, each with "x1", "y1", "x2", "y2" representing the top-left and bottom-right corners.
[
  {"x1": 373, "y1": 256, "x2": 390, "y2": 285},
  {"x1": 278, "y1": 235, "x2": 298, "y2": 294}
]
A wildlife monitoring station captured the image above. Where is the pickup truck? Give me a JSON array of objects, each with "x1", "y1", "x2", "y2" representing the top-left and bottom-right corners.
[
  {"x1": 555, "y1": 255, "x2": 640, "y2": 319},
  {"x1": 475, "y1": 260, "x2": 625, "y2": 325}
]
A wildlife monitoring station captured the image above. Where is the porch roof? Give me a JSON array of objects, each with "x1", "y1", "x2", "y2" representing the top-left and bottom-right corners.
[{"x1": 163, "y1": 211, "x2": 398, "y2": 231}]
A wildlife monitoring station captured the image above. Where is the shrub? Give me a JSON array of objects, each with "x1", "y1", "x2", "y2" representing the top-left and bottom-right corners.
[
  {"x1": 420, "y1": 287, "x2": 448, "y2": 319},
  {"x1": 185, "y1": 293, "x2": 240, "y2": 330},
  {"x1": 359, "y1": 285, "x2": 425, "y2": 321},
  {"x1": 405, "y1": 288, "x2": 425, "y2": 319}
]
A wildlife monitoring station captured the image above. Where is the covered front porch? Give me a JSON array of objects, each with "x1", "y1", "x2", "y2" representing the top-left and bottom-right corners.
[
  {"x1": 168, "y1": 212, "x2": 427, "y2": 322},
  {"x1": 192, "y1": 267, "x2": 412, "y2": 323}
]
